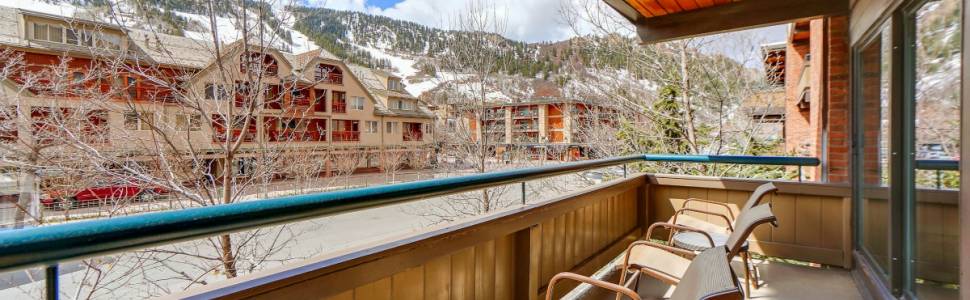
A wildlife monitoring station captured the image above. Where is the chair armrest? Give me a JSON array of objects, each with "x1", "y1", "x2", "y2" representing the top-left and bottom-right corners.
[
  {"x1": 545, "y1": 272, "x2": 641, "y2": 300},
  {"x1": 624, "y1": 240, "x2": 697, "y2": 261},
  {"x1": 682, "y1": 198, "x2": 735, "y2": 220},
  {"x1": 672, "y1": 208, "x2": 735, "y2": 232},
  {"x1": 618, "y1": 240, "x2": 695, "y2": 286},
  {"x1": 646, "y1": 222, "x2": 716, "y2": 247}
]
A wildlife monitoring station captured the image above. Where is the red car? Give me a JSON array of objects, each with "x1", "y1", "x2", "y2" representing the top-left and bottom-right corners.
[{"x1": 41, "y1": 180, "x2": 167, "y2": 209}]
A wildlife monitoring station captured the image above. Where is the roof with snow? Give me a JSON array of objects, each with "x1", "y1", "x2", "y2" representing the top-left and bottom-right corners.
[{"x1": 0, "y1": 5, "x2": 341, "y2": 71}]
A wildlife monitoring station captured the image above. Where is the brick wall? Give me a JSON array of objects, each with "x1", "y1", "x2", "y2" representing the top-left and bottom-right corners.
[
  {"x1": 825, "y1": 15, "x2": 851, "y2": 183},
  {"x1": 783, "y1": 16, "x2": 851, "y2": 183}
]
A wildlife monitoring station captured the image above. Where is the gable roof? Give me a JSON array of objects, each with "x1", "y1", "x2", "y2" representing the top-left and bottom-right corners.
[{"x1": 348, "y1": 64, "x2": 433, "y2": 118}]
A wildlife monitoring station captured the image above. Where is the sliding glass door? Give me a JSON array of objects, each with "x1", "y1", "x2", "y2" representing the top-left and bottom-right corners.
[
  {"x1": 856, "y1": 22, "x2": 893, "y2": 282},
  {"x1": 907, "y1": 0, "x2": 961, "y2": 298},
  {"x1": 854, "y1": 0, "x2": 961, "y2": 298}
]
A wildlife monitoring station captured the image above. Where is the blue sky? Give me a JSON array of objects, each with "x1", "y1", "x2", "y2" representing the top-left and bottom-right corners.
[{"x1": 365, "y1": 0, "x2": 402, "y2": 9}]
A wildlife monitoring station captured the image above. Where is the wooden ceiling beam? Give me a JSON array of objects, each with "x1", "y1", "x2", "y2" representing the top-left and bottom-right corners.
[{"x1": 632, "y1": 0, "x2": 849, "y2": 44}]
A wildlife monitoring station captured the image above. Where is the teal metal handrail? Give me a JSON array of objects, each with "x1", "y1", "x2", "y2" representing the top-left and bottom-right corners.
[
  {"x1": 914, "y1": 159, "x2": 959, "y2": 189},
  {"x1": 914, "y1": 159, "x2": 958, "y2": 171},
  {"x1": 0, "y1": 154, "x2": 818, "y2": 298}
]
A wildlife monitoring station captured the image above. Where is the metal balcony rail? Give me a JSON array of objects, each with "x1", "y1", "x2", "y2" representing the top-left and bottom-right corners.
[
  {"x1": 514, "y1": 110, "x2": 538, "y2": 118},
  {"x1": 0, "y1": 154, "x2": 819, "y2": 299},
  {"x1": 915, "y1": 159, "x2": 959, "y2": 189}
]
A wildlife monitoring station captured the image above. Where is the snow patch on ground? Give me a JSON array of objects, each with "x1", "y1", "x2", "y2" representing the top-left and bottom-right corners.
[
  {"x1": 175, "y1": 12, "x2": 246, "y2": 44},
  {"x1": 4, "y1": 0, "x2": 77, "y2": 17},
  {"x1": 358, "y1": 45, "x2": 418, "y2": 78},
  {"x1": 285, "y1": 21, "x2": 318, "y2": 53},
  {"x1": 405, "y1": 72, "x2": 474, "y2": 97},
  {"x1": 279, "y1": 10, "x2": 318, "y2": 53}
]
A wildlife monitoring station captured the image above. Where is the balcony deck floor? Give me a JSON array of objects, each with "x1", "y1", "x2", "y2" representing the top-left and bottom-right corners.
[{"x1": 567, "y1": 257, "x2": 864, "y2": 300}]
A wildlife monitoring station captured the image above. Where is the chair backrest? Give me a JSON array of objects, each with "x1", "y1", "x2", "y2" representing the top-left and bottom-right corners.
[
  {"x1": 741, "y1": 182, "x2": 778, "y2": 214},
  {"x1": 725, "y1": 203, "x2": 777, "y2": 258},
  {"x1": 670, "y1": 246, "x2": 743, "y2": 300}
]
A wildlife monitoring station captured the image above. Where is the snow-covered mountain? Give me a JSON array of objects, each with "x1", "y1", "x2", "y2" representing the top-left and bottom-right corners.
[{"x1": 3, "y1": 0, "x2": 661, "y2": 104}]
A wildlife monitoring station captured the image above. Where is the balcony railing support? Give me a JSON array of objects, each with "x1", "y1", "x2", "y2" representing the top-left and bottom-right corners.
[
  {"x1": 46, "y1": 264, "x2": 58, "y2": 300},
  {"x1": 521, "y1": 181, "x2": 526, "y2": 205}
]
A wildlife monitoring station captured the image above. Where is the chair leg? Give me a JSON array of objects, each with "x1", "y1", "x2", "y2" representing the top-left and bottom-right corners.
[
  {"x1": 741, "y1": 251, "x2": 752, "y2": 298},
  {"x1": 616, "y1": 269, "x2": 630, "y2": 300},
  {"x1": 749, "y1": 251, "x2": 761, "y2": 289}
]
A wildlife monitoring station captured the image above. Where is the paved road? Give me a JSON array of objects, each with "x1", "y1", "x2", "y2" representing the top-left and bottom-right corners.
[{"x1": 0, "y1": 165, "x2": 621, "y2": 299}]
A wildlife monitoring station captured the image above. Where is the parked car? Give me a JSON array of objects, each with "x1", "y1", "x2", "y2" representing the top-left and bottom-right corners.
[
  {"x1": 917, "y1": 143, "x2": 953, "y2": 160},
  {"x1": 41, "y1": 180, "x2": 167, "y2": 210}
]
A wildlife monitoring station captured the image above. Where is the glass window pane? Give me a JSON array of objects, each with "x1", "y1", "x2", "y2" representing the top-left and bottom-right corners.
[
  {"x1": 48, "y1": 25, "x2": 62, "y2": 43},
  {"x1": 32, "y1": 23, "x2": 47, "y2": 41},
  {"x1": 858, "y1": 24, "x2": 893, "y2": 279},
  {"x1": 66, "y1": 29, "x2": 77, "y2": 44},
  {"x1": 912, "y1": 0, "x2": 961, "y2": 298}
]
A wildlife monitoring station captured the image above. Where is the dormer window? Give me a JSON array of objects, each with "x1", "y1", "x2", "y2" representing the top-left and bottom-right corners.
[
  {"x1": 388, "y1": 79, "x2": 402, "y2": 91},
  {"x1": 240, "y1": 52, "x2": 278, "y2": 76},
  {"x1": 315, "y1": 64, "x2": 343, "y2": 84}
]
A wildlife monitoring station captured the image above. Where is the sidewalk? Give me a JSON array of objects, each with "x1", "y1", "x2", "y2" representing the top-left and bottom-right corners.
[{"x1": 32, "y1": 170, "x2": 438, "y2": 226}]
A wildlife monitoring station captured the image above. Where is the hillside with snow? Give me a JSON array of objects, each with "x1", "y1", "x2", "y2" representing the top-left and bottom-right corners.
[{"x1": 1, "y1": 0, "x2": 670, "y2": 106}]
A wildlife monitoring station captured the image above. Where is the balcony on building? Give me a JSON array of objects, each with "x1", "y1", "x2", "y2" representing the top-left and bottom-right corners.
[
  {"x1": 485, "y1": 108, "x2": 506, "y2": 120},
  {"x1": 403, "y1": 122, "x2": 424, "y2": 141},
  {"x1": 513, "y1": 105, "x2": 539, "y2": 119}
]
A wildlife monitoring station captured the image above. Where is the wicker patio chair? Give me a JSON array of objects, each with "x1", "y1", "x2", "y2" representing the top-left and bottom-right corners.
[
  {"x1": 667, "y1": 182, "x2": 777, "y2": 289},
  {"x1": 618, "y1": 203, "x2": 778, "y2": 298},
  {"x1": 545, "y1": 246, "x2": 742, "y2": 300}
]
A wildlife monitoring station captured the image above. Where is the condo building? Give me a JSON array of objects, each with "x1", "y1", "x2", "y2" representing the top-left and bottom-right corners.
[
  {"x1": 0, "y1": 7, "x2": 433, "y2": 179},
  {"x1": 467, "y1": 98, "x2": 619, "y2": 160}
]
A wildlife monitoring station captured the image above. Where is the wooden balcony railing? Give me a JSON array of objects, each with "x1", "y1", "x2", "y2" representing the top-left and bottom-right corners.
[
  {"x1": 332, "y1": 130, "x2": 359, "y2": 142},
  {"x1": 321, "y1": 73, "x2": 343, "y2": 85},
  {"x1": 403, "y1": 131, "x2": 423, "y2": 141},
  {"x1": 212, "y1": 129, "x2": 256, "y2": 143},
  {"x1": 0, "y1": 155, "x2": 828, "y2": 300},
  {"x1": 332, "y1": 103, "x2": 347, "y2": 114},
  {"x1": 292, "y1": 97, "x2": 312, "y2": 107},
  {"x1": 178, "y1": 172, "x2": 872, "y2": 300},
  {"x1": 268, "y1": 130, "x2": 326, "y2": 142}
]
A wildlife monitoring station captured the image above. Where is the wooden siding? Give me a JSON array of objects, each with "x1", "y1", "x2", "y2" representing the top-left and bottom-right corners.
[
  {"x1": 648, "y1": 182, "x2": 851, "y2": 267},
  {"x1": 324, "y1": 185, "x2": 641, "y2": 300},
  {"x1": 914, "y1": 197, "x2": 961, "y2": 283},
  {"x1": 179, "y1": 174, "x2": 961, "y2": 299},
  {"x1": 647, "y1": 175, "x2": 855, "y2": 266},
  {"x1": 186, "y1": 175, "x2": 646, "y2": 300}
]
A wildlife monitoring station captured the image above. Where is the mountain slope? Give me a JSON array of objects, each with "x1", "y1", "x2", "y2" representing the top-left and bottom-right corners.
[{"x1": 288, "y1": 6, "x2": 561, "y2": 78}]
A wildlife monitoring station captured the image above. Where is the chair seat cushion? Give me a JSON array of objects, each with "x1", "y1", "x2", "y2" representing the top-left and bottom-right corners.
[{"x1": 627, "y1": 244, "x2": 692, "y2": 281}]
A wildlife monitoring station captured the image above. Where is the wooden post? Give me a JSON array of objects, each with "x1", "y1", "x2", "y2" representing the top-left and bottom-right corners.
[
  {"x1": 638, "y1": 181, "x2": 651, "y2": 238},
  {"x1": 841, "y1": 196, "x2": 853, "y2": 268},
  {"x1": 514, "y1": 226, "x2": 541, "y2": 300}
]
